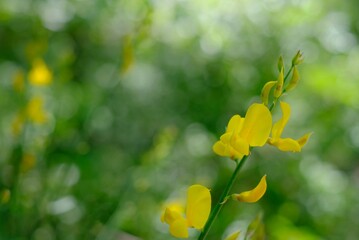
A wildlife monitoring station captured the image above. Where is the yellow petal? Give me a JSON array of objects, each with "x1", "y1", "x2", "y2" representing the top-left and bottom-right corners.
[
  {"x1": 169, "y1": 216, "x2": 189, "y2": 238},
  {"x1": 233, "y1": 175, "x2": 267, "y2": 203},
  {"x1": 240, "y1": 103, "x2": 272, "y2": 147},
  {"x1": 214, "y1": 133, "x2": 245, "y2": 159},
  {"x1": 232, "y1": 138, "x2": 249, "y2": 156},
  {"x1": 220, "y1": 133, "x2": 249, "y2": 156},
  {"x1": 220, "y1": 132, "x2": 232, "y2": 143},
  {"x1": 213, "y1": 140, "x2": 244, "y2": 160},
  {"x1": 213, "y1": 141, "x2": 229, "y2": 157},
  {"x1": 226, "y1": 115, "x2": 244, "y2": 134},
  {"x1": 186, "y1": 185, "x2": 211, "y2": 229},
  {"x1": 271, "y1": 101, "x2": 290, "y2": 140},
  {"x1": 297, "y1": 132, "x2": 312, "y2": 148},
  {"x1": 273, "y1": 138, "x2": 301, "y2": 152},
  {"x1": 162, "y1": 207, "x2": 184, "y2": 225},
  {"x1": 224, "y1": 230, "x2": 241, "y2": 240},
  {"x1": 261, "y1": 81, "x2": 277, "y2": 106}
]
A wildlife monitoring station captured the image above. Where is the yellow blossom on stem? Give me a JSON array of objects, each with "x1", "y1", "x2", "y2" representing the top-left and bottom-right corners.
[
  {"x1": 28, "y1": 58, "x2": 52, "y2": 86},
  {"x1": 268, "y1": 101, "x2": 312, "y2": 152},
  {"x1": 161, "y1": 185, "x2": 211, "y2": 238},
  {"x1": 213, "y1": 103, "x2": 272, "y2": 160},
  {"x1": 231, "y1": 175, "x2": 267, "y2": 203}
]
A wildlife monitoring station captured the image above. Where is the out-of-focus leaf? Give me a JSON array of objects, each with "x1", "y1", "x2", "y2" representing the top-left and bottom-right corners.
[{"x1": 245, "y1": 213, "x2": 265, "y2": 240}]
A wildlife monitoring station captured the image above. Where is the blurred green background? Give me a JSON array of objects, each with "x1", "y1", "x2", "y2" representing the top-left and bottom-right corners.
[{"x1": 1, "y1": 0, "x2": 359, "y2": 239}]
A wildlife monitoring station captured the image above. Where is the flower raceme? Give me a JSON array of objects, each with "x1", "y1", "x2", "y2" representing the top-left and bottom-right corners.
[
  {"x1": 268, "y1": 101, "x2": 311, "y2": 152},
  {"x1": 213, "y1": 103, "x2": 272, "y2": 160},
  {"x1": 161, "y1": 185, "x2": 211, "y2": 238}
]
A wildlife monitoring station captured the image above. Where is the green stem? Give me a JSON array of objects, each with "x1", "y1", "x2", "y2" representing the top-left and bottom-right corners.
[
  {"x1": 197, "y1": 155, "x2": 250, "y2": 240},
  {"x1": 284, "y1": 65, "x2": 294, "y2": 84}
]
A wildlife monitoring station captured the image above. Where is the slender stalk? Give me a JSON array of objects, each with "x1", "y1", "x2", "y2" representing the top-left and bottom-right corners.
[
  {"x1": 284, "y1": 65, "x2": 294, "y2": 84},
  {"x1": 198, "y1": 155, "x2": 249, "y2": 240}
]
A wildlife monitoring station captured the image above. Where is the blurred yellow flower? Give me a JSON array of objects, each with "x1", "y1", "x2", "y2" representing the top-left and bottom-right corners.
[
  {"x1": 161, "y1": 185, "x2": 211, "y2": 238},
  {"x1": 20, "y1": 153, "x2": 36, "y2": 173},
  {"x1": 28, "y1": 58, "x2": 52, "y2": 86},
  {"x1": 213, "y1": 103, "x2": 272, "y2": 160},
  {"x1": 232, "y1": 175, "x2": 267, "y2": 203},
  {"x1": 268, "y1": 102, "x2": 311, "y2": 152},
  {"x1": 26, "y1": 96, "x2": 48, "y2": 124}
]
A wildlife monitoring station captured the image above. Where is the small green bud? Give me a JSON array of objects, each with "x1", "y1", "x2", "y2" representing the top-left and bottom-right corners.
[
  {"x1": 277, "y1": 55, "x2": 284, "y2": 72},
  {"x1": 285, "y1": 66, "x2": 299, "y2": 92},
  {"x1": 273, "y1": 67, "x2": 284, "y2": 98},
  {"x1": 292, "y1": 50, "x2": 304, "y2": 66}
]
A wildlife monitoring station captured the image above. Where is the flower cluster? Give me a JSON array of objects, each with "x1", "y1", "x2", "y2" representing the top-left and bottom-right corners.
[{"x1": 161, "y1": 51, "x2": 311, "y2": 239}]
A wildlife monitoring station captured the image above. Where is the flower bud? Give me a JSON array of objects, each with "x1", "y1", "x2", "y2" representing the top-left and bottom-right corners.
[
  {"x1": 277, "y1": 55, "x2": 284, "y2": 72},
  {"x1": 261, "y1": 81, "x2": 277, "y2": 106},
  {"x1": 285, "y1": 66, "x2": 299, "y2": 92},
  {"x1": 273, "y1": 67, "x2": 284, "y2": 98},
  {"x1": 292, "y1": 50, "x2": 303, "y2": 66}
]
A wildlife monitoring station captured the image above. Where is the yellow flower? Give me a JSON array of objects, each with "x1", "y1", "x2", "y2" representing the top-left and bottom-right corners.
[
  {"x1": 268, "y1": 101, "x2": 311, "y2": 152},
  {"x1": 232, "y1": 175, "x2": 267, "y2": 203},
  {"x1": 213, "y1": 103, "x2": 272, "y2": 160},
  {"x1": 161, "y1": 185, "x2": 211, "y2": 238},
  {"x1": 28, "y1": 58, "x2": 52, "y2": 86},
  {"x1": 26, "y1": 96, "x2": 48, "y2": 124}
]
